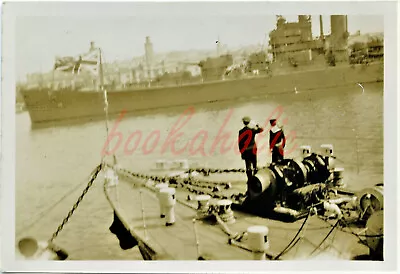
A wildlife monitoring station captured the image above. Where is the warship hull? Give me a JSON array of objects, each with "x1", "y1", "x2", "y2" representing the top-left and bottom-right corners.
[{"x1": 21, "y1": 63, "x2": 383, "y2": 128}]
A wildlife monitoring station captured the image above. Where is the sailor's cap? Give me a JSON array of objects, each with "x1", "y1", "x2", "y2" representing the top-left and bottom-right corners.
[{"x1": 242, "y1": 116, "x2": 251, "y2": 123}]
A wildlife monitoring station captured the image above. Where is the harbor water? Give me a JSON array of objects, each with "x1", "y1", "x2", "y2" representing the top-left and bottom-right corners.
[{"x1": 16, "y1": 82, "x2": 383, "y2": 260}]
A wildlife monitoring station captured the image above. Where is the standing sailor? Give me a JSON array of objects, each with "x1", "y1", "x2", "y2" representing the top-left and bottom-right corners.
[
  {"x1": 238, "y1": 116, "x2": 264, "y2": 181},
  {"x1": 269, "y1": 119, "x2": 286, "y2": 164}
]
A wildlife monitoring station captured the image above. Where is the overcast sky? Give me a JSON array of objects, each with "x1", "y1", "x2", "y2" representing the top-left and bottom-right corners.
[{"x1": 15, "y1": 3, "x2": 384, "y2": 81}]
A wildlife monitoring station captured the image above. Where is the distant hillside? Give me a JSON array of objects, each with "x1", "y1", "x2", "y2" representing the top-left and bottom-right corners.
[
  {"x1": 125, "y1": 43, "x2": 268, "y2": 68},
  {"x1": 110, "y1": 32, "x2": 383, "y2": 68},
  {"x1": 348, "y1": 32, "x2": 384, "y2": 45}
]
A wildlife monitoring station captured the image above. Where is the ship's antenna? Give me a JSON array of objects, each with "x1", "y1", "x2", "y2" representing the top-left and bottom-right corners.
[
  {"x1": 52, "y1": 61, "x2": 55, "y2": 90},
  {"x1": 216, "y1": 35, "x2": 221, "y2": 56},
  {"x1": 260, "y1": 32, "x2": 268, "y2": 51}
]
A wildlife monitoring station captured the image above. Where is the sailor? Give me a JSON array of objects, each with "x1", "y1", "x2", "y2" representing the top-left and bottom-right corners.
[
  {"x1": 238, "y1": 116, "x2": 264, "y2": 181},
  {"x1": 269, "y1": 119, "x2": 286, "y2": 164}
]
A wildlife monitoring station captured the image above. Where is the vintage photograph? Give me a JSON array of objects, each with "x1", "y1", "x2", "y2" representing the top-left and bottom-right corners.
[{"x1": 3, "y1": 1, "x2": 394, "y2": 269}]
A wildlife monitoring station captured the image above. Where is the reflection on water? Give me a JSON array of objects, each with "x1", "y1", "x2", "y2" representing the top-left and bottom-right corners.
[{"x1": 16, "y1": 82, "x2": 383, "y2": 260}]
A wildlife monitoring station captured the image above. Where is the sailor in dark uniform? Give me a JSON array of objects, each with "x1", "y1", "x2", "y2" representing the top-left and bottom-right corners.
[
  {"x1": 269, "y1": 119, "x2": 286, "y2": 164},
  {"x1": 238, "y1": 116, "x2": 264, "y2": 180}
]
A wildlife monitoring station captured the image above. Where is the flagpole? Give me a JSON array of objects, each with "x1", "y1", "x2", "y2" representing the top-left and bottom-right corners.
[
  {"x1": 99, "y1": 48, "x2": 105, "y2": 88},
  {"x1": 99, "y1": 48, "x2": 109, "y2": 132},
  {"x1": 99, "y1": 48, "x2": 117, "y2": 166},
  {"x1": 52, "y1": 69, "x2": 55, "y2": 90}
]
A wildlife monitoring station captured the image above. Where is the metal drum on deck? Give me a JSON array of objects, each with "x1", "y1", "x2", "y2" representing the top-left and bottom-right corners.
[
  {"x1": 356, "y1": 184, "x2": 384, "y2": 220},
  {"x1": 248, "y1": 169, "x2": 277, "y2": 199},
  {"x1": 285, "y1": 159, "x2": 307, "y2": 188}
]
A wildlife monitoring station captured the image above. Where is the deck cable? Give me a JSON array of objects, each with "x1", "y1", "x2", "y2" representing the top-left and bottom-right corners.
[
  {"x1": 308, "y1": 219, "x2": 340, "y2": 257},
  {"x1": 272, "y1": 207, "x2": 312, "y2": 260},
  {"x1": 316, "y1": 215, "x2": 379, "y2": 246}
]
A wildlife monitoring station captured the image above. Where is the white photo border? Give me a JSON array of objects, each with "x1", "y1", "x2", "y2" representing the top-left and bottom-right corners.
[{"x1": 1, "y1": 0, "x2": 398, "y2": 273}]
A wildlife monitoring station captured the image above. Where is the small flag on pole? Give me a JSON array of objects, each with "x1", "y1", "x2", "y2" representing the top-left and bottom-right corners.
[
  {"x1": 54, "y1": 48, "x2": 100, "y2": 76},
  {"x1": 54, "y1": 56, "x2": 77, "y2": 72}
]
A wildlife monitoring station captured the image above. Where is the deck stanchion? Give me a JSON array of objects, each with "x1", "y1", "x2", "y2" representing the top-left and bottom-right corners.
[
  {"x1": 192, "y1": 219, "x2": 202, "y2": 259},
  {"x1": 139, "y1": 190, "x2": 149, "y2": 240}
]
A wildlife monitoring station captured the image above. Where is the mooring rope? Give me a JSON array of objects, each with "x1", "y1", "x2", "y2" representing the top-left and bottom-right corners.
[
  {"x1": 98, "y1": 48, "x2": 114, "y2": 165},
  {"x1": 16, "y1": 165, "x2": 103, "y2": 237},
  {"x1": 17, "y1": 48, "x2": 119, "y2": 245},
  {"x1": 48, "y1": 163, "x2": 103, "y2": 243}
]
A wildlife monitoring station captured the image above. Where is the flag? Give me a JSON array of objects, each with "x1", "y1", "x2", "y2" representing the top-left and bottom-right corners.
[
  {"x1": 53, "y1": 48, "x2": 100, "y2": 75},
  {"x1": 54, "y1": 56, "x2": 78, "y2": 73}
]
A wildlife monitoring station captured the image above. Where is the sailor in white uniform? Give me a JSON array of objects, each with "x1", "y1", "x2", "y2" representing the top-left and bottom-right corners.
[{"x1": 269, "y1": 119, "x2": 286, "y2": 164}]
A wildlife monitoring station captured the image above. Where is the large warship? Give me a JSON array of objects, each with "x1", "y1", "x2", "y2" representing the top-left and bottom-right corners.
[{"x1": 20, "y1": 15, "x2": 383, "y2": 128}]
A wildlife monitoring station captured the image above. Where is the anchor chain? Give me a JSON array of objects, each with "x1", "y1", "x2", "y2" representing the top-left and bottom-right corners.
[
  {"x1": 189, "y1": 168, "x2": 246, "y2": 175},
  {"x1": 48, "y1": 163, "x2": 103, "y2": 243},
  {"x1": 119, "y1": 168, "x2": 233, "y2": 189},
  {"x1": 117, "y1": 168, "x2": 246, "y2": 204}
]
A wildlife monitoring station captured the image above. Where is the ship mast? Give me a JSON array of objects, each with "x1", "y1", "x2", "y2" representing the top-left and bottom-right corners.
[
  {"x1": 216, "y1": 35, "x2": 221, "y2": 56},
  {"x1": 96, "y1": 46, "x2": 116, "y2": 165},
  {"x1": 98, "y1": 48, "x2": 105, "y2": 89}
]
